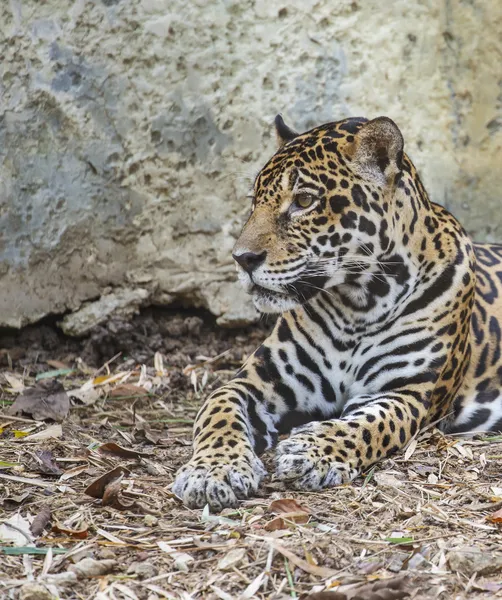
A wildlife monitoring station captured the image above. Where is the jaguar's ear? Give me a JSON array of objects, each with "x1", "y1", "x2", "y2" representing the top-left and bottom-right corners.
[
  {"x1": 275, "y1": 114, "x2": 299, "y2": 147},
  {"x1": 346, "y1": 117, "x2": 404, "y2": 185}
]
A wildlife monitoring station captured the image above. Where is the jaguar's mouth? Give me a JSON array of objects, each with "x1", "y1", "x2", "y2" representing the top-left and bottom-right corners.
[
  {"x1": 250, "y1": 276, "x2": 329, "y2": 313},
  {"x1": 251, "y1": 284, "x2": 290, "y2": 300},
  {"x1": 250, "y1": 285, "x2": 298, "y2": 314}
]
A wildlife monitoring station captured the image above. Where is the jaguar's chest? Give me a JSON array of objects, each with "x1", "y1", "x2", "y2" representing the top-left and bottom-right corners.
[{"x1": 271, "y1": 305, "x2": 442, "y2": 414}]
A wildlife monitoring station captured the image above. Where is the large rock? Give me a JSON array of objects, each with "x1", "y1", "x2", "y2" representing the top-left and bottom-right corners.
[{"x1": 0, "y1": 0, "x2": 501, "y2": 331}]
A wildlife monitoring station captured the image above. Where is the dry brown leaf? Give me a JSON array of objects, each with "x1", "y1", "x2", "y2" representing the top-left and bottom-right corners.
[
  {"x1": 264, "y1": 512, "x2": 310, "y2": 531},
  {"x1": 269, "y1": 497, "x2": 311, "y2": 515},
  {"x1": 348, "y1": 579, "x2": 410, "y2": 600},
  {"x1": 271, "y1": 541, "x2": 337, "y2": 578},
  {"x1": 3, "y1": 372, "x2": 25, "y2": 392},
  {"x1": 102, "y1": 480, "x2": 157, "y2": 513},
  {"x1": 102, "y1": 477, "x2": 134, "y2": 510},
  {"x1": 306, "y1": 578, "x2": 409, "y2": 600},
  {"x1": 108, "y1": 383, "x2": 149, "y2": 398},
  {"x1": 351, "y1": 578, "x2": 410, "y2": 600},
  {"x1": 17, "y1": 424, "x2": 63, "y2": 442},
  {"x1": 85, "y1": 465, "x2": 152, "y2": 512},
  {"x1": 93, "y1": 372, "x2": 129, "y2": 386},
  {"x1": 217, "y1": 547, "x2": 246, "y2": 570},
  {"x1": 46, "y1": 360, "x2": 70, "y2": 369},
  {"x1": 30, "y1": 504, "x2": 52, "y2": 537},
  {"x1": 59, "y1": 464, "x2": 89, "y2": 481},
  {"x1": 487, "y1": 506, "x2": 502, "y2": 523},
  {"x1": 35, "y1": 450, "x2": 63, "y2": 476},
  {"x1": 133, "y1": 423, "x2": 162, "y2": 445},
  {"x1": 8, "y1": 380, "x2": 69, "y2": 422},
  {"x1": 3, "y1": 492, "x2": 31, "y2": 508},
  {"x1": 264, "y1": 498, "x2": 311, "y2": 529},
  {"x1": 68, "y1": 557, "x2": 117, "y2": 579},
  {"x1": 84, "y1": 466, "x2": 129, "y2": 499},
  {"x1": 52, "y1": 523, "x2": 89, "y2": 539},
  {"x1": 97, "y1": 442, "x2": 152, "y2": 459}
]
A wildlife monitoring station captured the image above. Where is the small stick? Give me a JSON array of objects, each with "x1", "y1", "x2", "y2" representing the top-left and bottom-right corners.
[
  {"x1": 92, "y1": 352, "x2": 122, "y2": 377},
  {"x1": 0, "y1": 413, "x2": 42, "y2": 424}
]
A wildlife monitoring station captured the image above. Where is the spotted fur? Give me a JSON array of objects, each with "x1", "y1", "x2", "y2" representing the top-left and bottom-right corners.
[{"x1": 173, "y1": 115, "x2": 502, "y2": 510}]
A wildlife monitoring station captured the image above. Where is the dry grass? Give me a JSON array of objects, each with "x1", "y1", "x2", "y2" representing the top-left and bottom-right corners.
[{"x1": 1, "y1": 315, "x2": 502, "y2": 599}]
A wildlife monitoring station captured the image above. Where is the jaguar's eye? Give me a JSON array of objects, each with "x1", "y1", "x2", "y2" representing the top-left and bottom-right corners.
[{"x1": 295, "y1": 193, "x2": 314, "y2": 209}]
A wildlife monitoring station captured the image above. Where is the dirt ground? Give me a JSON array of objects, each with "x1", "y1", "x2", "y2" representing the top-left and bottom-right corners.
[{"x1": 1, "y1": 309, "x2": 502, "y2": 600}]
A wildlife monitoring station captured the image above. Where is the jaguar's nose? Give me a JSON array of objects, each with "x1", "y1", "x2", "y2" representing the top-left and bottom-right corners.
[{"x1": 232, "y1": 250, "x2": 267, "y2": 275}]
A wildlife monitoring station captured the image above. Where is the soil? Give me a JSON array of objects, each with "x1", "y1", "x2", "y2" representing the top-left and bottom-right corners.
[
  {"x1": 0, "y1": 308, "x2": 271, "y2": 373},
  {"x1": 1, "y1": 309, "x2": 502, "y2": 599}
]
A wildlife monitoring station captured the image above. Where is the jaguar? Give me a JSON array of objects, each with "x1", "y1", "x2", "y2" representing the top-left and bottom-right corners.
[{"x1": 173, "y1": 114, "x2": 502, "y2": 510}]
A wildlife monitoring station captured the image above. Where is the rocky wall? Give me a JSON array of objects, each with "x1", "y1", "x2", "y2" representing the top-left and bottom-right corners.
[{"x1": 0, "y1": 0, "x2": 501, "y2": 332}]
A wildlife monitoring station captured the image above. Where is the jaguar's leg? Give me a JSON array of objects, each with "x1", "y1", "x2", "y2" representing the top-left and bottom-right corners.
[
  {"x1": 172, "y1": 338, "x2": 329, "y2": 510},
  {"x1": 275, "y1": 390, "x2": 430, "y2": 489},
  {"x1": 172, "y1": 382, "x2": 271, "y2": 510}
]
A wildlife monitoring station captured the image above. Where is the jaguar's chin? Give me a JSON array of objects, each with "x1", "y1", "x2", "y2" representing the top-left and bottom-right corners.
[
  {"x1": 251, "y1": 285, "x2": 300, "y2": 314},
  {"x1": 250, "y1": 276, "x2": 329, "y2": 314}
]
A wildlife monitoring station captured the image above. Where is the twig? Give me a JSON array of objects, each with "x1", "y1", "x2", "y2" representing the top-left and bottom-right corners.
[
  {"x1": 0, "y1": 413, "x2": 43, "y2": 424},
  {"x1": 0, "y1": 473, "x2": 57, "y2": 488},
  {"x1": 92, "y1": 352, "x2": 122, "y2": 377}
]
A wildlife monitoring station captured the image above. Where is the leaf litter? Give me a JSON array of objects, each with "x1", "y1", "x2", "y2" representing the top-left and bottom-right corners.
[
  {"x1": 30, "y1": 505, "x2": 52, "y2": 537},
  {"x1": 8, "y1": 380, "x2": 69, "y2": 422},
  {"x1": 1, "y1": 309, "x2": 502, "y2": 599}
]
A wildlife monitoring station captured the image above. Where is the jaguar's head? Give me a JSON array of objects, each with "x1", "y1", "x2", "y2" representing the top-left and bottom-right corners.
[{"x1": 232, "y1": 115, "x2": 405, "y2": 313}]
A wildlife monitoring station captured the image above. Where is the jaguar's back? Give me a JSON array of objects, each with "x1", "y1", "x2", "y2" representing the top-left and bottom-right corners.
[{"x1": 452, "y1": 242, "x2": 502, "y2": 433}]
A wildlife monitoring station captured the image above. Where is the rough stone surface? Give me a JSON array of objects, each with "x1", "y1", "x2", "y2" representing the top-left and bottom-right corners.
[
  {"x1": 60, "y1": 287, "x2": 149, "y2": 336},
  {"x1": 447, "y1": 547, "x2": 502, "y2": 576},
  {"x1": 0, "y1": 0, "x2": 501, "y2": 329},
  {"x1": 19, "y1": 583, "x2": 53, "y2": 600}
]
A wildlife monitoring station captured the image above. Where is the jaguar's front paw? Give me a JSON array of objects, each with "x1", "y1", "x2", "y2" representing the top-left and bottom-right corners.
[
  {"x1": 274, "y1": 422, "x2": 359, "y2": 490},
  {"x1": 172, "y1": 452, "x2": 266, "y2": 511}
]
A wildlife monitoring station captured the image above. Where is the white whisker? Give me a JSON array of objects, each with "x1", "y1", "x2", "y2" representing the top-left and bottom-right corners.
[{"x1": 295, "y1": 280, "x2": 339, "y2": 303}]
